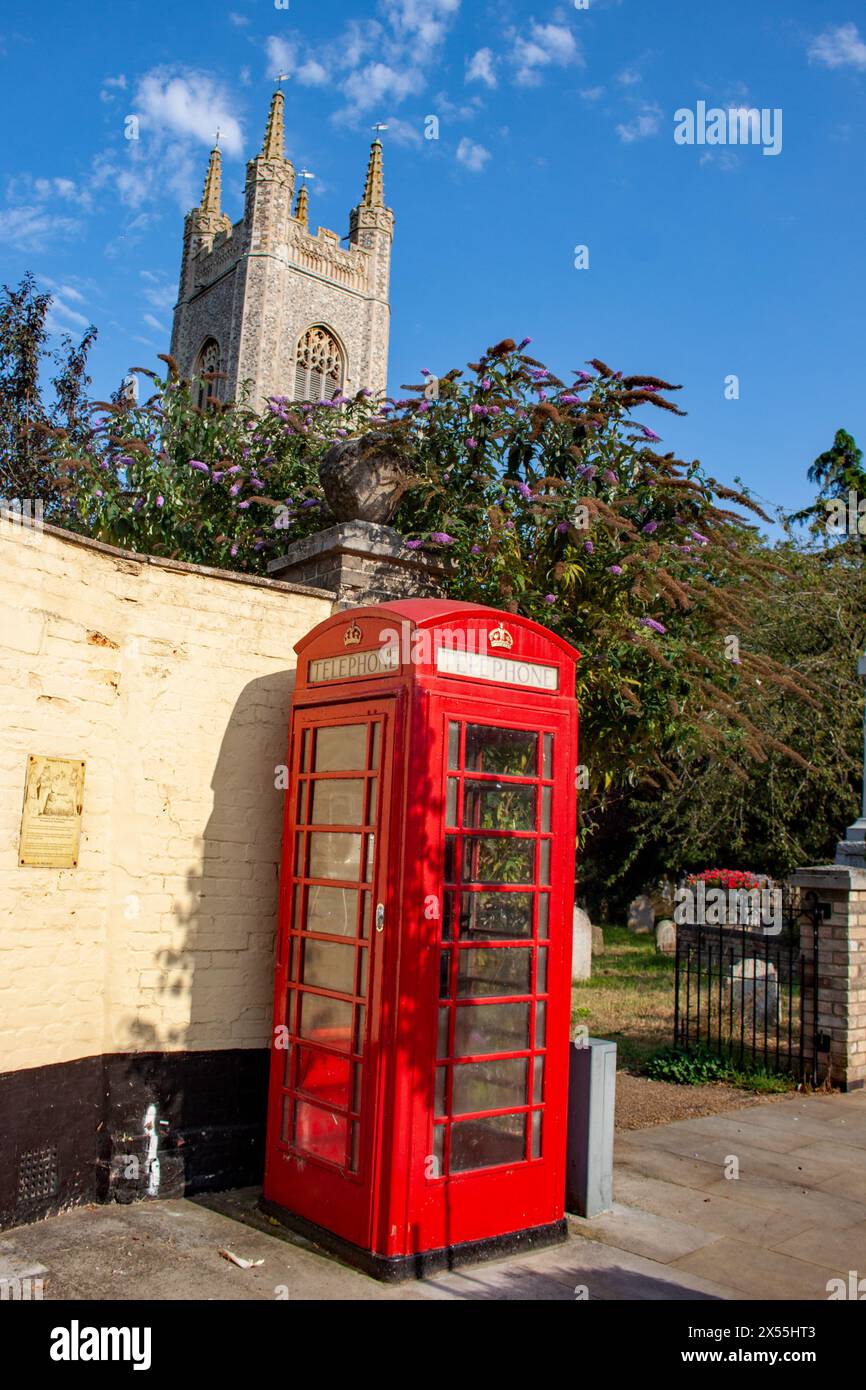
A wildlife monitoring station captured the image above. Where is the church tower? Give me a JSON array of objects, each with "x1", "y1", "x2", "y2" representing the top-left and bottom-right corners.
[{"x1": 169, "y1": 89, "x2": 394, "y2": 409}]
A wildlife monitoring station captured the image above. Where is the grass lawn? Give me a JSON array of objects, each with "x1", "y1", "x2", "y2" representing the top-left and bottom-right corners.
[{"x1": 571, "y1": 926, "x2": 675, "y2": 1072}]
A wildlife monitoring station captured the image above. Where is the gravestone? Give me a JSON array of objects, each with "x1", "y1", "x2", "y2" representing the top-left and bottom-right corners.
[
  {"x1": 592, "y1": 925, "x2": 605, "y2": 956},
  {"x1": 572, "y1": 907, "x2": 593, "y2": 981},
  {"x1": 655, "y1": 919, "x2": 677, "y2": 955},
  {"x1": 731, "y1": 957, "x2": 779, "y2": 1025},
  {"x1": 627, "y1": 894, "x2": 654, "y2": 934}
]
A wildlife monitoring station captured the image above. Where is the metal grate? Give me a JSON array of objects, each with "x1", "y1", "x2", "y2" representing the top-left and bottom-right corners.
[{"x1": 17, "y1": 1147, "x2": 59, "y2": 1203}]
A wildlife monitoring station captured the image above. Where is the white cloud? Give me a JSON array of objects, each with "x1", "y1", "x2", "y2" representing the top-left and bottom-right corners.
[
  {"x1": 809, "y1": 23, "x2": 866, "y2": 70},
  {"x1": 382, "y1": 115, "x2": 423, "y2": 145},
  {"x1": 270, "y1": 2, "x2": 461, "y2": 124},
  {"x1": 342, "y1": 61, "x2": 424, "y2": 114},
  {"x1": 297, "y1": 58, "x2": 329, "y2": 87},
  {"x1": 380, "y1": 0, "x2": 461, "y2": 66},
  {"x1": 143, "y1": 312, "x2": 166, "y2": 331},
  {"x1": 265, "y1": 36, "x2": 299, "y2": 80},
  {"x1": 100, "y1": 73, "x2": 127, "y2": 103},
  {"x1": 8, "y1": 173, "x2": 91, "y2": 210},
  {"x1": 466, "y1": 47, "x2": 496, "y2": 88},
  {"x1": 0, "y1": 205, "x2": 80, "y2": 251},
  {"x1": 140, "y1": 272, "x2": 176, "y2": 312},
  {"x1": 616, "y1": 103, "x2": 662, "y2": 142},
  {"x1": 48, "y1": 296, "x2": 89, "y2": 331},
  {"x1": 40, "y1": 277, "x2": 87, "y2": 305},
  {"x1": 580, "y1": 86, "x2": 605, "y2": 101},
  {"x1": 456, "y1": 136, "x2": 490, "y2": 172},
  {"x1": 229, "y1": 10, "x2": 249, "y2": 25},
  {"x1": 617, "y1": 67, "x2": 641, "y2": 86},
  {"x1": 511, "y1": 22, "x2": 583, "y2": 87},
  {"x1": 134, "y1": 69, "x2": 243, "y2": 156}
]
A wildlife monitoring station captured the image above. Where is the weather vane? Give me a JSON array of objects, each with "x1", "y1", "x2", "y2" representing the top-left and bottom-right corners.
[
  {"x1": 298, "y1": 168, "x2": 316, "y2": 183},
  {"x1": 214, "y1": 126, "x2": 221, "y2": 149},
  {"x1": 276, "y1": 72, "x2": 288, "y2": 88},
  {"x1": 371, "y1": 122, "x2": 388, "y2": 137}
]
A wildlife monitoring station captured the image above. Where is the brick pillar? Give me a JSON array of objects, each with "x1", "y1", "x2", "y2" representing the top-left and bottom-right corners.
[
  {"x1": 269, "y1": 521, "x2": 450, "y2": 610},
  {"x1": 790, "y1": 866, "x2": 866, "y2": 1091}
]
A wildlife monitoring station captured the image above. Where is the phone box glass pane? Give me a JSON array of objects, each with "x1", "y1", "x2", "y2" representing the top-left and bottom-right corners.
[
  {"x1": 453, "y1": 1001, "x2": 531, "y2": 1057},
  {"x1": 448, "y1": 723, "x2": 461, "y2": 770},
  {"x1": 465, "y1": 726, "x2": 537, "y2": 776},
  {"x1": 461, "y1": 891, "x2": 534, "y2": 940},
  {"x1": 462, "y1": 836, "x2": 535, "y2": 885},
  {"x1": 311, "y1": 779, "x2": 366, "y2": 826},
  {"x1": 463, "y1": 782, "x2": 536, "y2": 832},
  {"x1": 302, "y1": 939, "x2": 357, "y2": 996},
  {"x1": 298, "y1": 993, "x2": 353, "y2": 1052},
  {"x1": 305, "y1": 885, "x2": 358, "y2": 937},
  {"x1": 309, "y1": 831, "x2": 362, "y2": 881},
  {"x1": 314, "y1": 724, "x2": 368, "y2": 772},
  {"x1": 457, "y1": 947, "x2": 532, "y2": 998},
  {"x1": 450, "y1": 1113, "x2": 526, "y2": 1172},
  {"x1": 294, "y1": 1100, "x2": 347, "y2": 1166},
  {"x1": 445, "y1": 778, "x2": 458, "y2": 828},
  {"x1": 451, "y1": 1057, "x2": 528, "y2": 1115},
  {"x1": 296, "y1": 1045, "x2": 351, "y2": 1109}
]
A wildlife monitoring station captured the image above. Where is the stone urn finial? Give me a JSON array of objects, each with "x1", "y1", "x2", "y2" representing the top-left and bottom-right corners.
[{"x1": 319, "y1": 431, "x2": 409, "y2": 525}]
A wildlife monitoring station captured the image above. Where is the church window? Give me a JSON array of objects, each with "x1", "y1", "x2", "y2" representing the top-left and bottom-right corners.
[
  {"x1": 195, "y1": 338, "x2": 221, "y2": 409},
  {"x1": 294, "y1": 326, "x2": 344, "y2": 403}
]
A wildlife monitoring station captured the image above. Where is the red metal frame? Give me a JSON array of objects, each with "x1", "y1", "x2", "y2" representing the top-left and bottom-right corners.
[{"x1": 263, "y1": 600, "x2": 579, "y2": 1265}]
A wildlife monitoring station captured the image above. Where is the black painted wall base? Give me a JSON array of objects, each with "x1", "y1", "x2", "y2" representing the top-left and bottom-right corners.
[
  {"x1": 0, "y1": 1049, "x2": 269, "y2": 1231},
  {"x1": 259, "y1": 1198, "x2": 568, "y2": 1282}
]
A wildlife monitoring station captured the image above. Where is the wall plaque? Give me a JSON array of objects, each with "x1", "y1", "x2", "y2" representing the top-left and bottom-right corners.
[{"x1": 19, "y1": 756, "x2": 85, "y2": 869}]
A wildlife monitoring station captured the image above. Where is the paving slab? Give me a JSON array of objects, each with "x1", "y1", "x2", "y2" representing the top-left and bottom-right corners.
[
  {"x1": 569, "y1": 1203, "x2": 721, "y2": 1264},
  {"x1": 670, "y1": 1236, "x2": 844, "y2": 1301},
  {"x1": 612, "y1": 1170, "x2": 817, "y2": 1247},
  {"x1": 769, "y1": 1220, "x2": 866, "y2": 1270}
]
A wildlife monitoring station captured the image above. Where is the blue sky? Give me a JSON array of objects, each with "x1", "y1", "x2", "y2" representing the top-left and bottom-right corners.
[{"x1": 1, "y1": 0, "x2": 863, "y2": 524}]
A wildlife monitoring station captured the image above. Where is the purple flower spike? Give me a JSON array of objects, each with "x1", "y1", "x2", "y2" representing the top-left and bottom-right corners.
[
  {"x1": 156, "y1": 494, "x2": 164, "y2": 508},
  {"x1": 466, "y1": 437, "x2": 478, "y2": 449},
  {"x1": 602, "y1": 469, "x2": 618, "y2": 485},
  {"x1": 642, "y1": 521, "x2": 658, "y2": 534},
  {"x1": 690, "y1": 530, "x2": 710, "y2": 546},
  {"x1": 556, "y1": 522, "x2": 570, "y2": 534},
  {"x1": 608, "y1": 564, "x2": 623, "y2": 575},
  {"x1": 639, "y1": 617, "x2": 667, "y2": 635},
  {"x1": 544, "y1": 594, "x2": 555, "y2": 605},
  {"x1": 189, "y1": 459, "x2": 209, "y2": 474},
  {"x1": 404, "y1": 539, "x2": 424, "y2": 550},
  {"x1": 517, "y1": 481, "x2": 532, "y2": 500},
  {"x1": 584, "y1": 540, "x2": 594, "y2": 554},
  {"x1": 430, "y1": 532, "x2": 455, "y2": 545}
]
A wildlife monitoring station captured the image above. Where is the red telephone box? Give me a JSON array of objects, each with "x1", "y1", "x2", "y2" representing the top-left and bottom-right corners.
[{"x1": 262, "y1": 600, "x2": 580, "y2": 1279}]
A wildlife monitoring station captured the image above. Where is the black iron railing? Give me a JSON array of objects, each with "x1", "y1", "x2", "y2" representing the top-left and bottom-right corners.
[{"x1": 673, "y1": 887, "x2": 822, "y2": 1084}]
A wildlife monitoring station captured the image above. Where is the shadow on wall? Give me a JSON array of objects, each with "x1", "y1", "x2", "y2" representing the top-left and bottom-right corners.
[{"x1": 104, "y1": 668, "x2": 297, "y2": 1204}]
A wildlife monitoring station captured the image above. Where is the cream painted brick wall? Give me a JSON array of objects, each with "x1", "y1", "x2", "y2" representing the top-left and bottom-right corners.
[{"x1": 0, "y1": 522, "x2": 331, "y2": 1073}]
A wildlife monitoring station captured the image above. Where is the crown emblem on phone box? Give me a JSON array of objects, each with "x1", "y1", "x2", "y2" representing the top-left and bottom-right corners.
[
  {"x1": 489, "y1": 623, "x2": 514, "y2": 651},
  {"x1": 344, "y1": 621, "x2": 363, "y2": 647}
]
